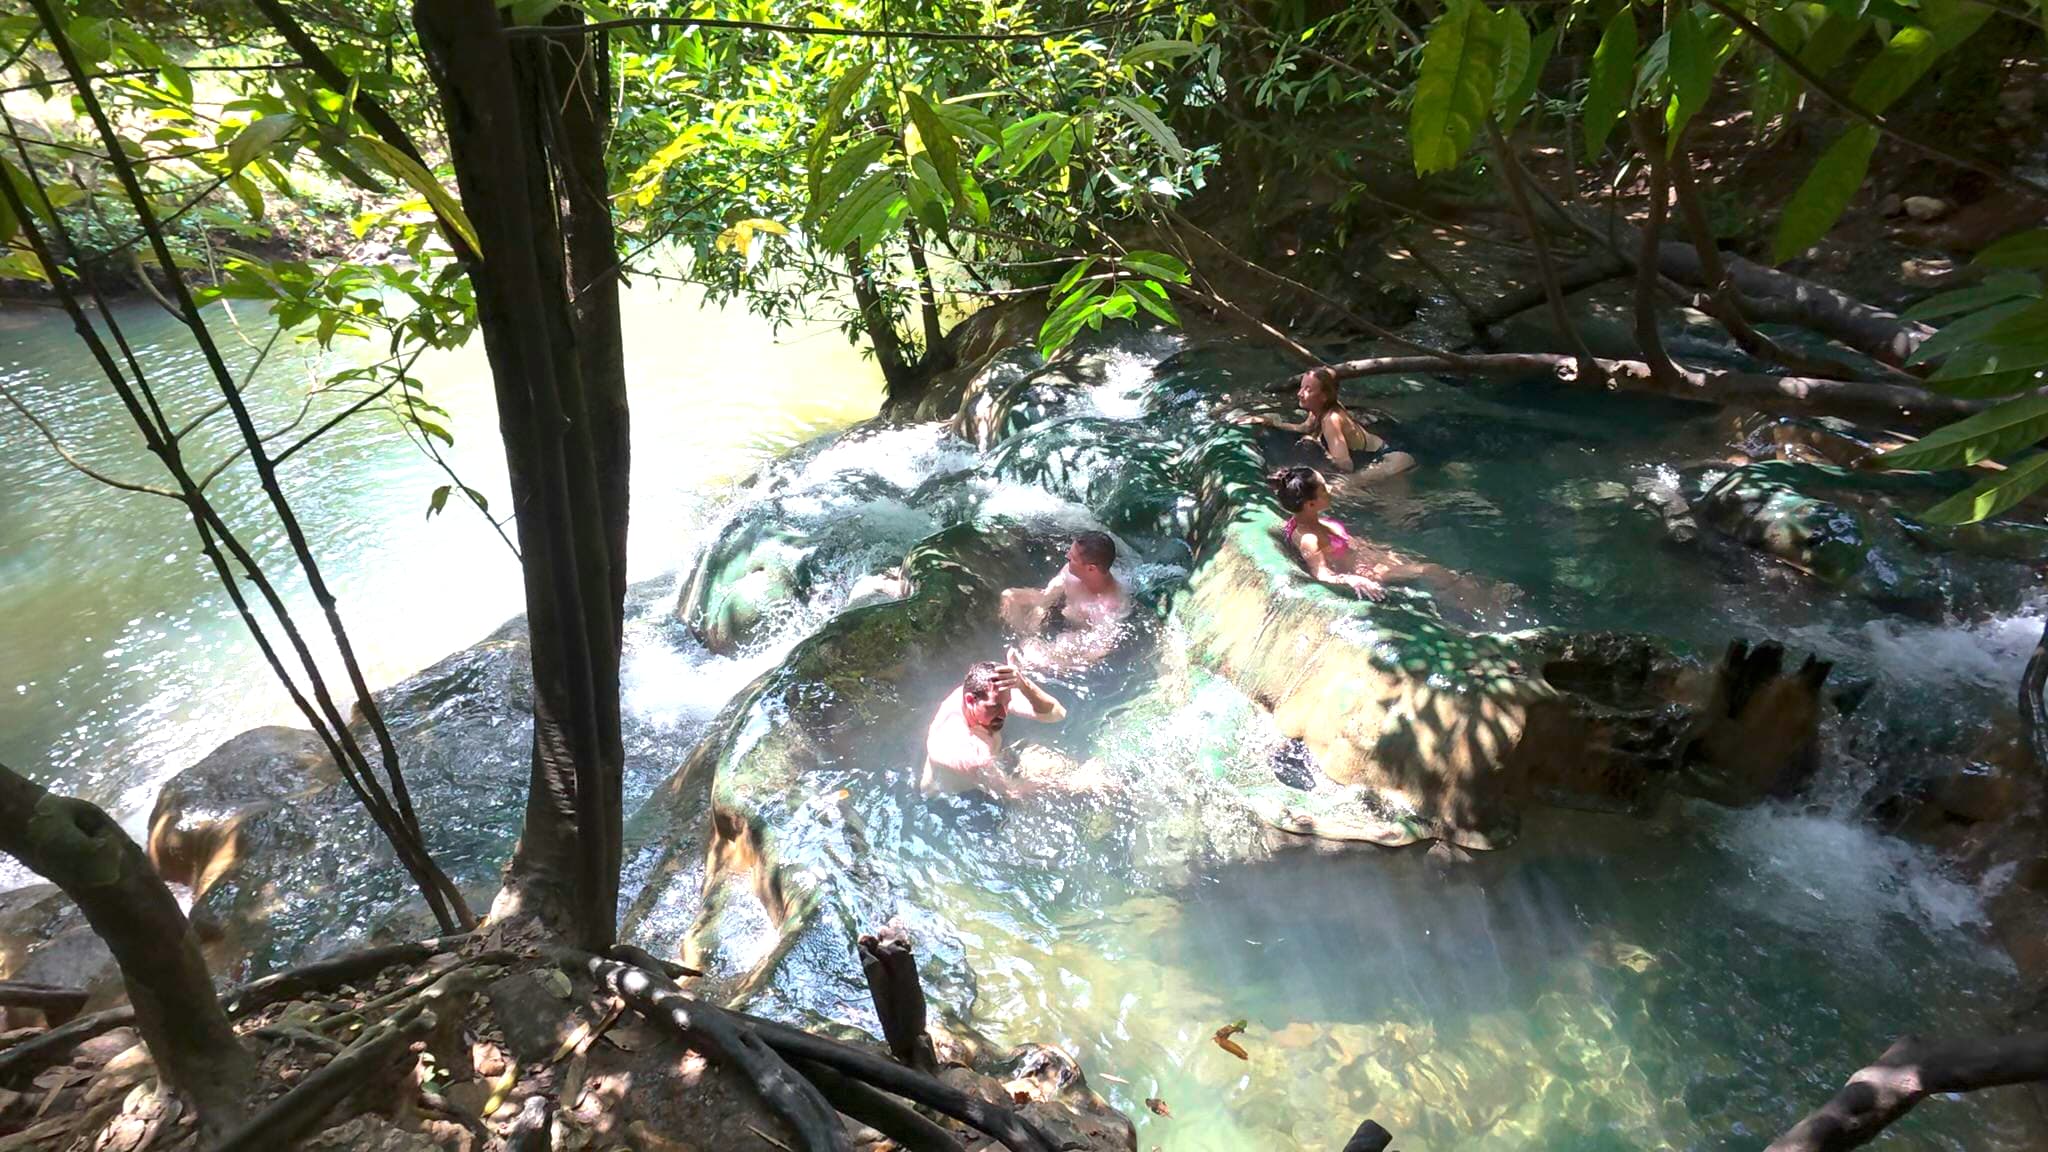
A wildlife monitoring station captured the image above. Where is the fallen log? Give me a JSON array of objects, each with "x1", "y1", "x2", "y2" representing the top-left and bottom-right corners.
[
  {"x1": 1264, "y1": 352, "x2": 2010, "y2": 422},
  {"x1": 0, "y1": 982, "x2": 88, "y2": 1025},
  {"x1": 1767, "y1": 1032, "x2": 2048, "y2": 1152},
  {"x1": 1467, "y1": 243, "x2": 1933, "y2": 375},
  {"x1": 1657, "y1": 243, "x2": 1934, "y2": 370}
]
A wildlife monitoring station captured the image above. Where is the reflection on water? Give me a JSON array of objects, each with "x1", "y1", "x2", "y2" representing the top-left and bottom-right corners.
[
  {"x1": 0, "y1": 282, "x2": 883, "y2": 828},
  {"x1": 5, "y1": 299, "x2": 2043, "y2": 1150}
]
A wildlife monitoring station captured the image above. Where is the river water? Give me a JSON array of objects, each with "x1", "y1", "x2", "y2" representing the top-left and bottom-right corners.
[{"x1": 2, "y1": 292, "x2": 2042, "y2": 1150}]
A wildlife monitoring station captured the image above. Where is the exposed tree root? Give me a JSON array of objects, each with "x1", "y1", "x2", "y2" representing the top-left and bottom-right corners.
[
  {"x1": 0, "y1": 931, "x2": 474, "y2": 1085},
  {"x1": 215, "y1": 959, "x2": 499, "y2": 1151},
  {"x1": 798, "y1": 1059, "x2": 966, "y2": 1152},
  {"x1": 1768, "y1": 1033, "x2": 2048, "y2": 1152},
  {"x1": 561, "y1": 950, "x2": 851, "y2": 1152},
  {"x1": 556, "y1": 949, "x2": 1072, "y2": 1152},
  {"x1": 1268, "y1": 352, "x2": 2008, "y2": 422}
]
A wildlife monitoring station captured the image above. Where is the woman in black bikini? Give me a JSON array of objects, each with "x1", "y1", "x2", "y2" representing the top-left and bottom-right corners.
[{"x1": 1236, "y1": 367, "x2": 1416, "y2": 482}]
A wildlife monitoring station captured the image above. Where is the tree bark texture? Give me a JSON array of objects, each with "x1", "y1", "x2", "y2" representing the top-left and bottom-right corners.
[
  {"x1": 2021, "y1": 622, "x2": 2048, "y2": 773},
  {"x1": 1767, "y1": 1033, "x2": 2048, "y2": 1152},
  {"x1": 1290, "y1": 353, "x2": 2013, "y2": 422},
  {"x1": 414, "y1": 0, "x2": 626, "y2": 952},
  {"x1": 0, "y1": 763, "x2": 252, "y2": 1137},
  {"x1": 858, "y1": 926, "x2": 936, "y2": 1072},
  {"x1": 850, "y1": 244, "x2": 918, "y2": 405}
]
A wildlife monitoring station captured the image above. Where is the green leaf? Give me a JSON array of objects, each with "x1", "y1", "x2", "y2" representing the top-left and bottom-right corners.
[
  {"x1": 1771, "y1": 124, "x2": 1877, "y2": 264},
  {"x1": 1918, "y1": 368, "x2": 2048, "y2": 398},
  {"x1": 160, "y1": 63, "x2": 193, "y2": 104},
  {"x1": 934, "y1": 101, "x2": 1001, "y2": 149},
  {"x1": 1409, "y1": 0, "x2": 1503, "y2": 174},
  {"x1": 956, "y1": 168, "x2": 990, "y2": 226},
  {"x1": 1583, "y1": 6, "x2": 1638, "y2": 157},
  {"x1": 1125, "y1": 277, "x2": 1181, "y2": 325},
  {"x1": 1501, "y1": 25, "x2": 1557, "y2": 134},
  {"x1": 1494, "y1": 7, "x2": 1532, "y2": 110},
  {"x1": 1908, "y1": 298, "x2": 2035, "y2": 366},
  {"x1": 0, "y1": 181, "x2": 14, "y2": 250},
  {"x1": 227, "y1": 114, "x2": 297, "y2": 174},
  {"x1": 1933, "y1": 302, "x2": 2048, "y2": 379},
  {"x1": 806, "y1": 60, "x2": 877, "y2": 207},
  {"x1": 1000, "y1": 112, "x2": 1064, "y2": 167},
  {"x1": 906, "y1": 156, "x2": 950, "y2": 234},
  {"x1": 354, "y1": 134, "x2": 481, "y2": 259},
  {"x1": 1877, "y1": 392, "x2": 2048, "y2": 471},
  {"x1": 808, "y1": 136, "x2": 890, "y2": 229},
  {"x1": 819, "y1": 170, "x2": 906, "y2": 252},
  {"x1": 1976, "y1": 230, "x2": 2048, "y2": 269},
  {"x1": 1106, "y1": 94, "x2": 1187, "y2": 164},
  {"x1": 1122, "y1": 38, "x2": 1201, "y2": 67},
  {"x1": 1117, "y1": 249, "x2": 1191, "y2": 284},
  {"x1": 1053, "y1": 256, "x2": 1098, "y2": 296},
  {"x1": 1846, "y1": 2, "x2": 1990, "y2": 115},
  {"x1": 1665, "y1": 6, "x2": 1732, "y2": 147},
  {"x1": 1798, "y1": 10, "x2": 1867, "y2": 75},
  {"x1": 903, "y1": 90, "x2": 964, "y2": 211},
  {"x1": 1917, "y1": 451, "x2": 2048, "y2": 524},
  {"x1": 427, "y1": 484, "x2": 452, "y2": 518},
  {"x1": 228, "y1": 171, "x2": 264, "y2": 219},
  {"x1": 1039, "y1": 284, "x2": 1104, "y2": 357},
  {"x1": 0, "y1": 157, "x2": 54, "y2": 225},
  {"x1": 1902, "y1": 272, "x2": 2042, "y2": 321}
]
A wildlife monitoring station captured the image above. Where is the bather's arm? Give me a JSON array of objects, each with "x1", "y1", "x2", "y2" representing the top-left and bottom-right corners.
[{"x1": 1296, "y1": 530, "x2": 1385, "y2": 601}]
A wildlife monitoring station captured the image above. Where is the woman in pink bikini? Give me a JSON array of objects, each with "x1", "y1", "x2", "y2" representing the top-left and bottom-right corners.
[{"x1": 1268, "y1": 466, "x2": 1480, "y2": 605}]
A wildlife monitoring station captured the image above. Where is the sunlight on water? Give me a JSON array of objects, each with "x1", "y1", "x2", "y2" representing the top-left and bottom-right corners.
[
  {"x1": 6, "y1": 293, "x2": 2043, "y2": 1152},
  {"x1": 0, "y1": 282, "x2": 881, "y2": 832}
]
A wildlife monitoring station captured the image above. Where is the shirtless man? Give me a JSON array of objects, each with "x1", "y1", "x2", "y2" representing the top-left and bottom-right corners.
[
  {"x1": 921, "y1": 660, "x2": 1070, "y2": 797},
  {"x1": 998, "y1": 532, "x2": 1129, "y2": 671}
]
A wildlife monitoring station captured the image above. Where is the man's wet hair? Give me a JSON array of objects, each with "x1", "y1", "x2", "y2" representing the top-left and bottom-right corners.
[
  {"x1": 1072, "y1": 531, "x2": 1116, "y2": 569},
  {"x1": 963, "y1": 660, "x2": 1006, "y2": 698},
  {"x1": 1268, "y1": 465, "x2": 1323, "y2": 513}
]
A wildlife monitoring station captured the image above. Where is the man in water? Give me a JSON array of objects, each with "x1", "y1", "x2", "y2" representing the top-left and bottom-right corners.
[
  {"x1": 922, "y1": 659, "x2": 1081, "y2": 797},
  {"x1": 998, "y1": 531, "x2": 1129, "y2": 671}
]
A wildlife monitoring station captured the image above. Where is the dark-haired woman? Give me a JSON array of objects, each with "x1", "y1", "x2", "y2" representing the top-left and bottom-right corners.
[
  {"x1": 1269, "y1": 466, "x2": 1490, "y2": 611},
  {"x1": 1236, "y1": 367, "x2": 1415, "y2": 482}
]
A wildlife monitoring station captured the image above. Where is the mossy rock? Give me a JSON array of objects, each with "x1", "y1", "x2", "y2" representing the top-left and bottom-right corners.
[{"x1": 624, "y1": 520, "x2": 1034, "y2": 1013}]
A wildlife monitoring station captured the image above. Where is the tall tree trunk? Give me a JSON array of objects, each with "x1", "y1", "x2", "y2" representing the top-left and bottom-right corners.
[
  {"x1": 414, "y1": 0, "x2": 626, "y2": 952},
  {"x1": 0, "y1": 762, "x2": 252, "y2": 1140},
  {"x1": 905, "y1": 225, "x2": 949, "y2": 368},
  {"x1": 848, "y1": 244, "x2": 917, "y2": 406}
]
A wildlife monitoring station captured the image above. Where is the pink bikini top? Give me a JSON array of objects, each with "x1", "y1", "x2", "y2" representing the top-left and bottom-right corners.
[{"x1": 1283, "y1": 514, "x2": 1352, "y2": 556}]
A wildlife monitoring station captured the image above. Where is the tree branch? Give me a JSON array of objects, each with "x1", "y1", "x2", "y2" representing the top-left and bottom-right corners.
[
  {"x1": 502, "y1": 7, "x2": 1168, "y2": 43},
  {"x1": 1290, "y1": 351, "x2": 2017, "y2": 422},
  {"x1": 1486, "y1": 120, "x2": 1607, "y2": 385},
  {"x1": 0, "y1": 383, "x2": 180, "y2": 498},
  {"x1": 1768, "y1": 1033, "x2": 2048, "y2": 1152}
]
